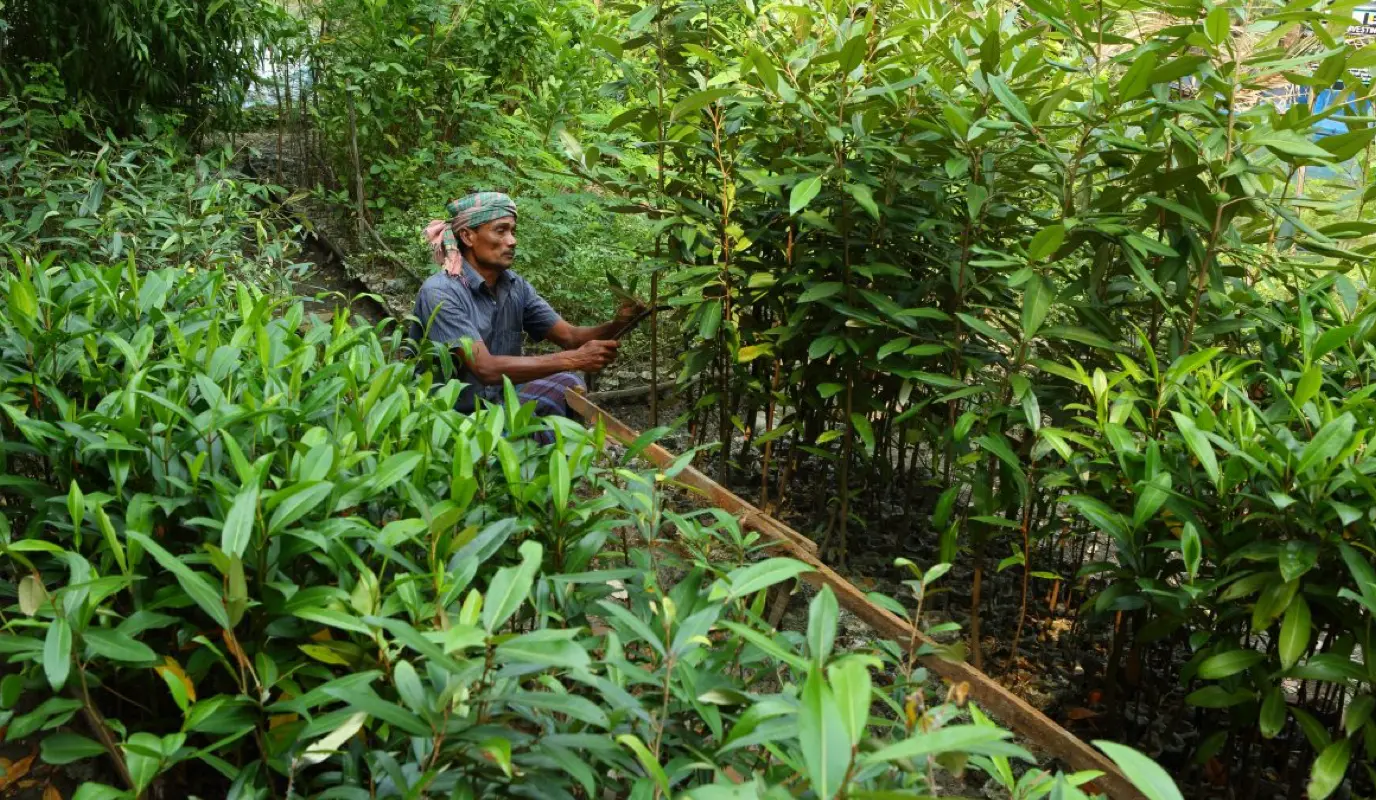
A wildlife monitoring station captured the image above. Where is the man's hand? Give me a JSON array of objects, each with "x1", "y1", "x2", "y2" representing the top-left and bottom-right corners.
[
  {"x1": 569, "y1": 339, "x2": 620, "y2": 373},
  {"x1": 615, "y1": 298, "x2": 647, "y2": 325}
]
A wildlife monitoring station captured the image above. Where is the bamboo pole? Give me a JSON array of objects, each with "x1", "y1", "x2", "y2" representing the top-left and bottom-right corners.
[{"x1": 566, "y1": 388, "x2": 1145, "y2": 800}]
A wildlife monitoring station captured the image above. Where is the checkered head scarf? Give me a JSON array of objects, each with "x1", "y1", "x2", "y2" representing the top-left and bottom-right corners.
[{"x1": 424, "y1": 192, "x2": 518, "y2": 276}]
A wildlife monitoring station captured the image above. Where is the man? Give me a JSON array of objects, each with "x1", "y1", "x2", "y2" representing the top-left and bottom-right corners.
[{"x1": 409, "y1": 191, "x2": 640, "y2": 425}]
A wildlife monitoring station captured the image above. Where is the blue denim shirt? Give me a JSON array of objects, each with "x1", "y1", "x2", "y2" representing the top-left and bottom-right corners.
[{"x1": 409, "y1": 260, "x2": 561, "y2": 411}]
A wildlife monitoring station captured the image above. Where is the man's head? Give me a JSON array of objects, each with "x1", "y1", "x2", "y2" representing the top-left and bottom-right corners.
[{"x1": 449, "y1": 192, "x2": 518, "y2": 271}]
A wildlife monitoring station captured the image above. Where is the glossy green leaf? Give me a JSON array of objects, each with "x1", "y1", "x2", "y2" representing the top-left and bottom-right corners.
[
  {"x1": 1295, "y1": 413, "x2": 1354, "y2": 475},
  {"x1": 1308, "y1": 740, "x2": 1351, "y2": 800},
  {"x1": 798, "y1": 669, "x2": 849, "y2": 799},
  {"x1": 1278, "y1": 595, "x2": 1311, "y2": 670},
  {"x1": 1094, "y1": 741, "x2": 1184, "y2": 800},
  {"x1": 790, "y1": 176, "x2": 824, "y2": 215},
  {"x1": 44, "y1": 617, "x2": 72, "y2": 691}
]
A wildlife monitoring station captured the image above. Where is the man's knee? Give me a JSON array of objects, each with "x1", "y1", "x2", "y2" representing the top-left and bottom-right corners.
[{"x1": 556, "y1": 371, "x2": 587, "y2": 392}]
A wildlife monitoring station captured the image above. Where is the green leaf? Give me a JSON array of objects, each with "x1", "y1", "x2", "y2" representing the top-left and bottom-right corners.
[
  {"x1": 1344, "y1": 694, "x2": 1374, "y2": 737},
  {"x1": 44, "y1": 617, "x2": 72, "y2": 691},
  {"x1": 495, "y1": 630, "x2": 591, "y2": 670},
  {"x1": 1253, "y1": 578, "x2": 1298, "y2": 633},
  {"x1": 1204, "y1": 6, "x2": 1230, "y2": 45},
  {"x1": 806, "y1": 587, "x2": 838, "y2": 665},
  {"x1": 1028, "y1": 224, "x2": 1065, "y2": 262},
  {"x1": 1312, "y1": 324, "x2": 1358, "y2": 362},
  {"x1": 391, "y1": 660, "x2": 427, "y2": 715},
  {"x1": 1260, "y1": 688, "x2": 1286, "y2": 739},
  {"x1": 1251, "y1": 132, "x2": 1333, "y2": 161},
  {"x1": 844, "y1": 183, "x2": 880, "y2": 219},
  {"x1": 83, "y1": 629, "x2": 158, "y2": 664},
  {"x1": 849, "y1": 414, "x2": 875, "y2": 457},
  {"x1": 370, "y1": 451, "x2": 423, "y2": 495},
  {"x1": 122, "y1": 732, "x2": 163, "y2": 792},
  {"x1": 1065, "y1": 495, "x2": 1127, "y2": 540},
  {"x1": 1198, "y1": 649, "x2": 1265, "y2": 679},
  {"x1": 1293, "y1": 364, "x2": 1322, "y2": 408},
  {"x1": 1093, "y1": 740, "x2": 1185, "y2": 800},
  {"x1": 1133, "y1": 473, "x2": 1171, "y2": 529},
  {"x1": 790, "y1": 176, "x2": 824, "y2": 215},
  {"x1": 549, "y1": 450, "x2": 570, "y2": 515},
  {"x1": 323, "y1": 686, "x2": 431, "y2": 737},
  {"x1": 1308, "y1": 739, "x2": 1351, "y2": 800},
  {"x1": 268, "y1": 481, "x2": 334, "y2": 534},
  {"x1": 799, "y1": 282, "x2": 843, "y2": 303},
  {"x1": 1279, "y1": 541, "x2": 1318, "y2": 583},
  {"x1": 672, "y1": 88, "x2": 733, "y2": 119},
  {"x1": 1338, "y1": 542, "x2": 1376, "y2": 612},
  {"x1": 71, "y1": 784, "x2": 127, "y2": 800},
  {"x1": 864, "y1": 725, "x2": 1025, "y2": 764},
  {"x1": 826, "y1": 659, "x2": 871, "y2": 748},
  {"x1": 1181, "y1": 522, "x2": 1202, "y2": 581},
  {"x1": 481, "y1": 540, "x2": 542, "y2": 634},
  {"x1": 1021, "y1": 274, "x2": 1053, "y2": 338},
  {"x1": 976, "y1": 434, "x2": 1029, "y2": 503},
  {"x1": 68, "y1": 481, "x2": 85, "y2": 533},
  {"x1": 41, "y1": 732, "x2": 108, "y2": 765},
  {"x1": 728, "y1": 558, "x2": 813, "y2": 599},
  {"x1": 798, "y1": 669, "x2": 849, "y2": 800},
  {"x1": 8, "y1": 278, "x2": 37, "y2": 321},
  {"x1": 616, "y1": 734, "x2": 670, "y2": 795},
  {"x1": 699, "y1": 300, "x2": 722, "y2": 340},
  {"x1": 128, "y1": 531, "x2": 230, "y2": 629},
  {"x1": 956, "y1": 312, "x2": 1014, "y2": 346},
  {"x1": 1170, "y1": 411, "x2": 1220, "y2": 486},
  {"x1": 220, "y1": 484, "x2": 259, "y2": 559},
  {"x1": 1041, "y1": 325, "x2": 1117, "y2": 349},
  {"x1": 1318, "y1": 127, "x2": 1376, "y2": 161},
  {"x1": 594, "y1": 600, "x2": 666, "y2": 657},
  {"x1": 1278, "y1": 595, "x2": 1311, "y2": 670},
  {"x1": 988, "y1": 75, "x2": 1033, "y2": 128},
  {"x1": 1165, "y1": 348, "x2": 1221, "y2": 383},
  {"x1": 1148, "y1": 55, "x2": 1208, "y2": 85},
  {"x1": 1295, "y1": 413, "x2": 1354, "y2": 475},
  {"x1": 1117, "y1": 51, "x2": 1159, "y2": 100},
  {"x1": 717, "y1": 622, "x2": 809, "y2": 672}
]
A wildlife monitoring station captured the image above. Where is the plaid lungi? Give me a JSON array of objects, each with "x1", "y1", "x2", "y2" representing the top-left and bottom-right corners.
[{"x1": 517, "y1": 372, "x2": 584, "y2": 443}]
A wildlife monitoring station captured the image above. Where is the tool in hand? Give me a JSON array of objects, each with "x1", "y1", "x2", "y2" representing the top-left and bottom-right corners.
[{"x1": 613, "y1": 304, "x2": 672, "y2": 339}]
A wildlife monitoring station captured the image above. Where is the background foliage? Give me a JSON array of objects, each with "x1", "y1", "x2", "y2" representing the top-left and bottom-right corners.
[
  {"x1": 0, "y1": 0, "x2": 278, "y2": 134},
  {"x1": 5, "y1": 0, "x2": 1375, "y2": 794}
]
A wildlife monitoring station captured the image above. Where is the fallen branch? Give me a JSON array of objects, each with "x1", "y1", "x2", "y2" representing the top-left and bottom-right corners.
[
  {"x1": 566, "y1": 388, "x2": 1143, "y2": 800},
  {"x1": 587, "y1": 379, "x2": 683, "y2": 404}
]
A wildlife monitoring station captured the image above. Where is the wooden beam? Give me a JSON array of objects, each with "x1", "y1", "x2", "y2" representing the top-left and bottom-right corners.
[{"x1": 566, "y1": 388, "x2": 1143, "y2": 800}]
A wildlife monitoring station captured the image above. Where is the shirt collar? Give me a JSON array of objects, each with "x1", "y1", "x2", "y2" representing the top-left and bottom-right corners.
[{"x1": 458, "y1": 259, "x2": 512, "y2": 293}]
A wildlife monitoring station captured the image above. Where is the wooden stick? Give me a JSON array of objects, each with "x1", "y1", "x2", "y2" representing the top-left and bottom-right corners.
[
  {"x1": 566, "y1": 388, "x2": 1143, "y2": 800},
  {"x1": 587, "y1": 379, "x2": 682, "y2": 404}
]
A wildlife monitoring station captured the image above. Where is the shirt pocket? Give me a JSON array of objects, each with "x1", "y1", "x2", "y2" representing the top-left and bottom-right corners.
[{"x1": 485, "y1": 302, "x2": 524, "y2": 357}]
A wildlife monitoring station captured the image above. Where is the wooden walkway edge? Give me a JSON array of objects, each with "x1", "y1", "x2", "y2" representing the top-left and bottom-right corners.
[{"x1": 567, "y1": 388, "x2": 1143, "y2": 800}]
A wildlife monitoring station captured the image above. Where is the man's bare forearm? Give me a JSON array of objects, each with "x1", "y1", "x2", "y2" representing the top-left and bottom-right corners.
[
  {"x1": 564, "y1": 319, "x2": 626, "y2": 348},
  {"x1": 464, "y1": 349, "x2": 576, "y2": 385}
]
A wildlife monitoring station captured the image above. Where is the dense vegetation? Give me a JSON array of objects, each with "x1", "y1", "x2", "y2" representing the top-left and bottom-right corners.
[
  {"x1": 0, "y1": 88, "x2": 1179, "y2": 800},
  {"x1": 3, "y1": 0, "x2": 1375, "y2": 796}
]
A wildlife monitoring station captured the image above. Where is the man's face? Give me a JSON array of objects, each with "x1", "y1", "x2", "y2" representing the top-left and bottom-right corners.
[{"x1": 460, "y1": 217, "x2": 517, "y2": 270}]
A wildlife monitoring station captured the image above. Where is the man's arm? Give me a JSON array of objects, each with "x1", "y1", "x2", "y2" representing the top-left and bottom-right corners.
[
  {"x1": 517, "y1": 274, "x2": 642, "y2": 351},
  {"x1": 460, "y1": 338, "x2": 618, "y2": 385},
  {"x1": 543, "y1": 302, "x2": 644, "y2": 350}
]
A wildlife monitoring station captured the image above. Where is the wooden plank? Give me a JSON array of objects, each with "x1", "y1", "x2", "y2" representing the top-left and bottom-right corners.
[
  {"x1": 566, "y1": 388, "x2": 1144, "y2": 800},
  {"x1": 568, "y1": 389, "x2": 818, "y2": 556}
]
